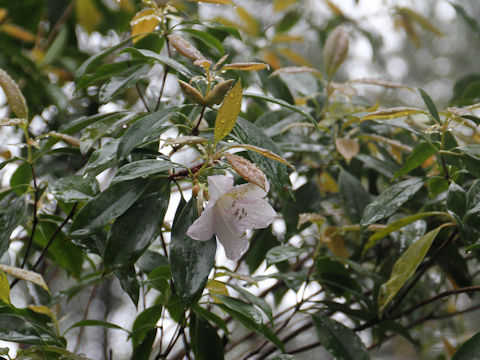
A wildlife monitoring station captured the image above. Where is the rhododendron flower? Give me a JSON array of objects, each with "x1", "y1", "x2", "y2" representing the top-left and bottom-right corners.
[{"x1": 186, "y1": 175, "x2": 277, "y2": 260}]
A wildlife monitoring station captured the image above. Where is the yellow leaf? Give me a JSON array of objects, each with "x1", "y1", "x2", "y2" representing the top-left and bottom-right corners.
[
  {"x1": 224, "y1": 144, "x2": 294, "y2": 169},
  {"x1": 0, "y1": 8, "x2": 8, "y2": 23},
  {"x1": 236, "y1": 6, "x2": 260, "y2": 36},
  {"x1": 0, "y1": 271, "x2": 10, "y2": 304},
  {"x1": 317, "y1": 171, "x2": 338, "y2": 195},
  {"x1": 207, "y1": 279, "x2": 229, "y2": 296},
  {"x1": 215, "y1": 271, "x2": 257, "y2": 286},
  {"x1": 361, "y1": 107, "x2": 426, "y2": 120},
  {"x1": 131, "y1": 9, "x2": 160, "y2": 43},
  {"x1": 322, "y1": 227, "x2": 349, "y2": 258},
  {"x1": 326, "y1": 0, "x2": 344, "y2": 16},
  {"x1": 221, "y1": 62, "x2": 269, "y2": 72},
  {"x1": 118, "y1": 0, "x2": 135, "y2": 12},
  {"x1": 442, "y1": 338, "x2": 456, "y2": 358},
  {"x1": 262, "y1": 50, "x2": 282, "y2": 70},
  {"x1": 335, "y1": 138, "x2": 359, "y2": 163},
  {"x1": 396, "y1": 7, "x2": 443, "y2": 36},
  {"x1": 0, "y1": 264, "x2": 49, "y2": 292},
  {"x1": 271, "y1": 34, "x2": 303, "y2": 43},
  {"x1": 0, "y1": 68, "x2": 28, "y2": 120},
  {"x1": 224, "y1": 153, "x2": 268, "y2": 191},
  {"x1": 323, "y1": 25, "x2": 349, "y2": 79},
  {"x1": 75, "y1": 0, "x2": 101, "y2": 33},
  {"x1": 298, "y1": 213, "x2": 326, "y2": 228},
  {"x1": 273, "y1": 0, "x2": 298, "y2": 12},
  {"x1": 187, "y1": 0, "x2": 232, "y2": 4},
  {"x1": 0, "y1": 24, "x2": 35, "y2": 43},
  {"x1": 277, "y1": 47, "x2": 313, "y2": 67},
  {"x1": 214, "y1": 80, "x2": 242, "y2": 143}
]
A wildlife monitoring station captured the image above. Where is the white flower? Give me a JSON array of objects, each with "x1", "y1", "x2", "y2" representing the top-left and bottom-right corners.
[{"x1": 186, "y1": 175, "x2": 277, "y2": 261}]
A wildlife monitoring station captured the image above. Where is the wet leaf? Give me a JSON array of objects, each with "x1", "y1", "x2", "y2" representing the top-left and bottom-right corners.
[
  {"x1": 312, "y1": 312, "x2": 369, "y2": 360},
  {"x1": 214, "y1": 80, "x2": 242, "y2": 143},
  {"x1": 0, "y1": 68, "x2": 28, "y2": 120},
  {"x1": 361, "y1": 178, "x2": 424, "y2": 228},
  {"x1": 0, "y1": 265, "x2": 49, "y2": 292},
  {"x1": 361, "y1": 107, "x2": 425, "y2": 120},
  {"x1": 378, "y1": 226, "x2": 444, "y2": 316},
  {"x1": 224, "y1": 153, "x2": 268, "y2": 191},
  {"x1": 131, "y1": 9, "x2": 160, "y2": 43},
  {"x1": 323, "y1": 26, "x2": 349, "y2": 79}
]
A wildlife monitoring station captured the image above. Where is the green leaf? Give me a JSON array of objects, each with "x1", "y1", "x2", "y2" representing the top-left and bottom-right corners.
[
  {"x1": 35, "y1": 221, "x2": 84, "y2": 277},
  {"x1": 70, "y1": 178, "x2": 149, "y2": 237},
  {"x1": 466, "y1": 179, "x2": 480, "y2": 211},
  {"x1": 244, "y1": 93, "x2": 315, "y2": 125},
  {"x1": 192, "y1": 305, "x2": 229, "y2": 335},
  {"x1": 266, "y1": 245, "x2": 302, "y2": 267},
  {"x1": 233, "y1": 118, "x2": 291, "y2": 194},
  {"x1": 75, "y1": 36, "x2": 136, "y2": 81},
  {"x1": 130, "y1": 328, "x2": 156, "y2": 360},
  {"x1": 181, "y1": 28, "x2": 224, "y2": 55},
  {"x1": 215, "y1": 294, "x2": 263, "y2": 325},
  {"x1": 84, "y1": 139, "x2": 120, "y2": 176},
  {"x1": 123, "y1": 48, "x2": 192, "y2": 77},
  {"x1": 0, "y1": 312, "x2": 64, "y2": 346},
  {"x1": 377, "y1": 226, "x2": 444, "y2": 316},
  {"x1": 452, "y1": 331, "x2": 480, "y2": 360},
  {"x1": 361, "y1": 177, "x2": 424, "y2": 227},
  {"x1": 0, "y1": 196, "x2": 26, "y2": 255},
  {"x1": 50, "y1": 175, "x2": 99, "y2": 203},
  {"x1": 418, "y1": 88, "x2": 441, "y2": 124},
  {"x1": 10, "y1": 161, "x2": 32, "y2": 195},
  {"x1": 393, "y1": 142, "x2": 436, "y2": 179},
  {"x1": 339, "y1": 169, "x2": 371, "y2": 223},
  {"x1": 449, "y1": 2, "x2": 480, "y2": 36},
  {"x1": 315, "y1": 257, "x2": 361, "y2": 298},
  {"x1": 190, "y1": 312, "x2": 225, "y2": 360},
  {"x1": 217, "y1": 302, "x2": 285, "y2": 352},
  {"x1": 131, "y1": 304, "x2": 163, "y2": 348},
  {"x1": 117, "y1": 107, "x2": 177, "y2": 160},
  {"x1": 112, "y1": 159, "x2": 179, "y2": 184},
  {"x1": 170, "y1": 198, "x2": 216, "y2": 305},
  {"x1": 114, "y1": 266, "x2": 140, "y2": 306},
  {"x1": 80, "y1": 112, "x2": 137, "y2": 154},
  {"x1": 312, "y1": 312, "x2": 369, "y2": 360},
  {"x1": 447, "y1": 182, "x2": 467, "y2": 218},
  {"x1": 64, "y1": 319, "x2": 128, "y2": 335},
  {"x1": 214, "y1": 80, "x2": 242, "y2": 143},
  {"x1": 364, "y1": 212, "x2": 446, "y2": 254},
  {"x1": 104, "y1": 181, "x2": 170, "y2": 269},
  {"x1": 99, "y1": 65, "x2": 151, "y2": 103},
  {"x1": 228, "y1": 284, "x2": 273, "y2": 324}
]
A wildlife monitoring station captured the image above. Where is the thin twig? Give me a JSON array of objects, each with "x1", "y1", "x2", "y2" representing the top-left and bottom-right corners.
[
  {"x1": 74, "y1": 284, "x2": 100, "y2": 353},
  {"x1": 136, "y1": 83, "x2": 151, "y2": 112},
  {"x1": 44, "y1": 0, "x2": 78, "y2": 49},
  {"x1": 31, "y1": 203, "x2": 78, "y2": 272}
]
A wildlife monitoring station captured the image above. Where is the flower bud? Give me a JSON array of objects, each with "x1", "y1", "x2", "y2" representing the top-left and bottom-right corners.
[{"x1": 205, "y1": 79, "x2": 235, "y2": 106}]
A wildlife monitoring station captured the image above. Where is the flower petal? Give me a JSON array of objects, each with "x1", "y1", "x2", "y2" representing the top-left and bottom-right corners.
[
  {"x1": 208, "y1": 175, "x2": 234, "y2": 201},
  {"x1": 234, "y1": 197, "x2": 277, "y2": 230},
  {"x1": 214, "y1": 206, "x2": 249, "y2": 261},
  {"x1": 186, "y1": 205, "x2": 215, "y2": 241}
]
